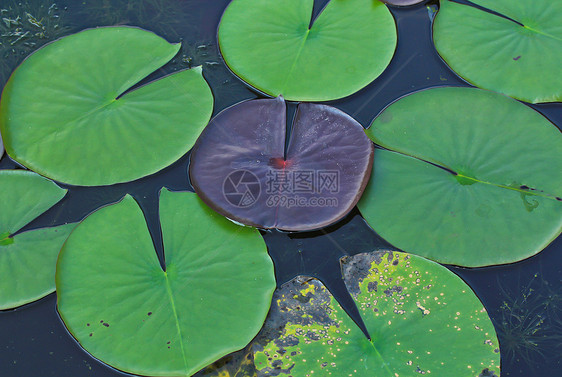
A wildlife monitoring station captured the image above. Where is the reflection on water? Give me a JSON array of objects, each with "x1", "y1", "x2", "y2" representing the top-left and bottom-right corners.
[{"x1": 0, "y1": 0, "x2": 561, "y2": 376}]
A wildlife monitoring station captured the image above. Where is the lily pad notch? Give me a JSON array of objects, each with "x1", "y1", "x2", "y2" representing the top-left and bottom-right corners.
[
  {"x1": 0, "y1": 26, "x2": 214, "y2": 186},
  {"x1": 56, "y1": 189, "x2": 276, "y2": 377}
]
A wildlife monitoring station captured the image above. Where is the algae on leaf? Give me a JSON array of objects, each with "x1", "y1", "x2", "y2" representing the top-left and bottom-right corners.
[
  {"x1": 0, "y1": 170, "x2": 74, "y2": 309},
  {"x1": 254, "y1": 251, "x2": 500, "y2": 376},
  {"x1": 56, "y1": 190, "x2": 276, "y2": 377},
  {"x1": 0, "y1": 26, "x2": 213, "y2": 186},
  {"x1": 434, "y1": 0, "x2": 562, "y2": 103},
  {"x1": 218, "y1": 0, "x2": 397, "y2": 101},
  {"x1": 194, "y1": 346, "x2": 257, "y2": 377},
  {"x1": 359, "y1": 87, "x2": 562, "y2": 267}
]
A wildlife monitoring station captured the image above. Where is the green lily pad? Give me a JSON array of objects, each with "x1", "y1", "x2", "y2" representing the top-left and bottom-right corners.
[
  {"x1": 434, "y1": 0, "x2": 562, "y2": 103},
  {"x1": 358, "y1": 87, "x2": 562, "y2": 267},
  {"x1": 0, "y1": 170, "x2": 74, "y2": 309},
  {"x1": 254, "y1": 251, "x2": 500, "y2": 376},
  {"x1": 0, "y1": 26, "x2": 213, "y2": 186},
  {"x1": 56, "y1": 189, "x2": 276, "y2": 377},
  {"x1": 218, "y1": 0, "x2": 397, "y2": 101}
]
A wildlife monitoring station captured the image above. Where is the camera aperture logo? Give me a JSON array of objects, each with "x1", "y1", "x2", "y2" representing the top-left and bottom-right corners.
[
  {"x1": 222, "y1": 168, "x2": 339, "y2": 209},
  {"x1": 223, "y1": 170, "x2": 261, "y2": 208}
]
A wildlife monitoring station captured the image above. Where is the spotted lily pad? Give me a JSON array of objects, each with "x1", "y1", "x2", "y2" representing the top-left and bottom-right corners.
[
  {"x1": 189, "y1": 97, "x2": 373, "y2": 231},
  {"x1": 218, "y1": 0, "x2": 397, "y2": 101},
  {"x1": 358, "y1": 87, "x2": 562, "y2": 267},
  {"x1": 56, "y1": 190, "x2": 276, "y2": 377},
  {"x1": 0, "y1": 170, "x2": 74, "y2": 309},
  {"x1": 254, "y1": 251, "x2": 500, "y2": 376},
  {"x1": 195, "y1": 347, "x2": 257, "y2": 377},
  {"x1": 434, "y1": 0, "x2": 562, "y2": 103},
  {"x1": 0, "y1": 27, "x2": 213, "y2": 186}
]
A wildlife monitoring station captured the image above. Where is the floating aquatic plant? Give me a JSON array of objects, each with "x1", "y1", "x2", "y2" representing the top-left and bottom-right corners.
[
  {"x1": 359, "y1": 86, "x2": 562, "y2": 267},
  {"x1": 0, "y1": 26, "x2": 213, "y2": 186},
  {"x1": 56, "y1": 190, "x2": 275, "y2": 377},
  {"x1": 0, "y1": 170, "x2": 74, "y2": 310},
  {"x1": 218, "y1": 0, "x2": 397, "y2": 101},
  {"x1": 434, "y1": 0, "x2": 562, "y2": 103},
  {"x1": 189, "y1": 96, "x2": 373, "y2": 231},
  {"x1": 3, "y1": 0, "x2": 561, "y2": 375},
  {"x1": 253, "y1": 251, "x2": 500, "y2": 376}
]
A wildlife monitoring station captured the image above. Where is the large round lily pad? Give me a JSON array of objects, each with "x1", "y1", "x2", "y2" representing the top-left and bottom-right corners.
[
  {"x1": 358, "y1": 87, "x2": 562, "y2": 267},
  {"x1": 0, "y1": 27, "x2": 213, "y2": 186},
  {"x1": 254, "y1": 251, "x2": 500, "y2": 376},
  {"x1": 434, "y1": 0, "x2": 562, "y2": 103},
  {"x1": 189, "y1": 97, "x2": 373, "y2": 231},
  {"x1": 218, "y1": 0, "x2": 397, "y2": 101},
  {"x1": 0, "y1": 170, "x2": 74, "y2": 309},
  {"x1": 56, "y1": 189, "x2": 276, "y2": 377}
]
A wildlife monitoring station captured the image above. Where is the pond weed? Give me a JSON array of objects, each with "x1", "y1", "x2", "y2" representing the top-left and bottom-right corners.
[
  {"x1": 0, "y1": 1, "x2": 69, "y2": 86},
  {"x1": 494, "y1": 273, "x2": 562, "y2": 371}
]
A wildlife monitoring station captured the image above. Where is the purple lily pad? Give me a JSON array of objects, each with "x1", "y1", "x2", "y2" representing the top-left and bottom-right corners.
[
  {"x1": 381, "y1": 0, "x2": 425, "y2": 6},
  {"x1": 190, "y1": 97, "x2": 373, "y2": 231}
]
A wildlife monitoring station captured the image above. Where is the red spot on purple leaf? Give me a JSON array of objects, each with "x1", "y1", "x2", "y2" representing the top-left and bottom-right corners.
[{"x1": 189, "y1": 96, "x2": 373, "y2": 231}]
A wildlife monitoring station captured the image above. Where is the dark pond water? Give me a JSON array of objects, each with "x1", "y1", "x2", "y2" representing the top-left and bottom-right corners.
[{"x1": 0, "y1": 0, "x2": 561, "y2": 376}]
